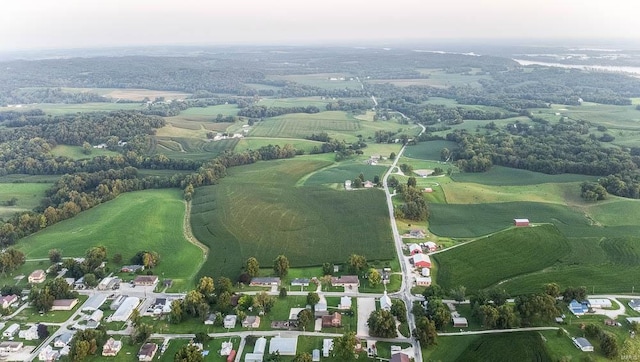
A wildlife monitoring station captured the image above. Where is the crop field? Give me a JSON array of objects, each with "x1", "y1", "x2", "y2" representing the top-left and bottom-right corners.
[
  {"x1": 415, "y1": 68, "x2": 491, "y2": 88},
  {"x1": 428, "y1": 201, "x2": 590, "y2": 237},
  {"x1": 61, "y1": 87, "x2": 190, "y2": 101},
  {"x1": 17, "y1": 189, "x2": 203, "y2": 290},
  {"x1": 176, "y1": 104, "x2": 240, "y2": 117},
  {"x1": 268, "y1": 74, "x2": 363, "y2": 90},
  {"x1": 403, "y1": 140, "x2": 458, "y2": 160},
  {"x1": 587, "y1": 198, "x2": 640, "y2": 226},
  {"x1": 50, "y1": 144, "x2": 119, "y2": 160},
  {"x1": 451, "y1": 165, "x2": 598, "y2": 186},
  {"x1": 234, "y1": 137, "x2": 322, "y2": 154},
  {"x1": 433, "y1": 225, "x2": 570, "y2": 292},
  {"x1": 249, "y1": 111, "x2": 361, "y2": 140},
  {"x1": 0, "y1": 183, "x2": 49, "y2": 220},
  {"x1": 190, "y1": 157, "x2": 394, "y2": 278},
  {"x1": 442, "y1": 181, "x2": 581, "y2": 205},
  {"x1": 454, "y1": 332, "x2": 552, "y2": 362},
  {"x1": 0, "y1": 102, "x2": 143, "y2": 115}
]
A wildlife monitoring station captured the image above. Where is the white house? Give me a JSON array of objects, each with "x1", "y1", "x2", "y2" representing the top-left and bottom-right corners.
[
  {"x1": 3, "y1": 323, "x2": 19, "y2": 337},
  {"x1": 223, "y1": 315, "x2": 237, "y2": 329},
  {"x1": 18, "y1": 324, "x2": 39, "y2": 340},
  {"x1": 38, "y1": 345, "x2": 59, "y2": 361},
  {"x1": 338, "y1": 296, "x2": 352, "y2": 310},
  {"x1": 323, "y1": 339, "x2": 334, "y2": 357}
]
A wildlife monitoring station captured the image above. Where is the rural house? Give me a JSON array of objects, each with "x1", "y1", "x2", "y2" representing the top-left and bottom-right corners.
[
  {"x1": 412, "y1": 254, "x2": 431, "y2": 268},
  {"x1": 137, "y1": 343, "x2": 158, "y2": 361},
  {"x1": 51, "y1": 298, "x2": 79, "y2": 311},
  {"x1": 409, "y1": 229, "x2": 426, "y2": 238},
  {"x1": 322, "y1": 312, "x2": 342, "y2": 328},
  {"x1": 54, "y1": 332, "x2": 73, "y2": 348},
  {"x1": 250, "y1": 277, "x2": 281, "y2": 287},
  {"x1": 242, "y1": 316, "x2": 261, "y2": 328},
  {"x1": 416, "y1": 277, "x2": 432, "y2": 286},
  {"x1": 132, "y1": 275, "x2": 158, "y2": 286},
  {"x1": 424, "y1": 241, "x2": 437, "y2": 252},
  {"x1": 291, "y1": 278, "x2": 310, "y2": 287},
  {"x1": 569, "y1": 299, "x2": 588, "y2": 316},
  {"x1": 223, "y1": 315, "x2": 237, "y2": 329},
  {"x1": 3, "y1": 323, "x2": 19, "y2": 337},
  {"x1": 38, "y1": 345, "x2": 58, "y2": 362},
  {"x1": 330, "y1": 275, "x2": 360, "y2": 289},
  {"x1": 102, "y1": 338, "x2": 122, "y2": 357},
  {"x1": 0, "y1": 294, "x2": 18, "y2": 309},
  {"x1": 0, "y1": 341, "x2": 23, "y2": 353},
  {"x1": 339, "y1": 296, "x2": 352, "y2": 309},
  {"x1": 390, "y1": 353, "x2": 411, "y2": 362},
  {"x1": 28, "y1": 269, "x2": 46, "y2": 284},
  {"x1": 323, "y1": 339, "x2": 334, "y2": 357}
]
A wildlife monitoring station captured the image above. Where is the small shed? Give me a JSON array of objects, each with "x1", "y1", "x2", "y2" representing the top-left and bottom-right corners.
[
  {"x1": 514, "y1": 218, "x2": 530, "y2": 227},
  {"x1": 573, "y1": 337, "x2": 594, "y2": 352},
  {"x1": 452, "y1": 317, "x2": 468, "y2": 328}
]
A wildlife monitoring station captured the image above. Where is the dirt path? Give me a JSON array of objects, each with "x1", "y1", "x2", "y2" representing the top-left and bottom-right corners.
[{"x1": 183, "y1": 200, "x2": 209, "y2": 260}]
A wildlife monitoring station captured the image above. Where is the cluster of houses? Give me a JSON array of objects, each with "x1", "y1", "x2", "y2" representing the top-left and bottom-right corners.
[{"x1": 405, "y1": 229, "x2": 435, "y2": 287}]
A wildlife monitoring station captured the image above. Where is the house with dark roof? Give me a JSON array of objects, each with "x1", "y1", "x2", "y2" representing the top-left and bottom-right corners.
[
  {"x1": 138, "y1": 343, "x2": 158, "y2": 361},
  {"x1": 250, "y1": 277, "x2": 281, "y2": 286},
  {"x1": 321, "y1": 312, "x2": 342, "y2": 328}
]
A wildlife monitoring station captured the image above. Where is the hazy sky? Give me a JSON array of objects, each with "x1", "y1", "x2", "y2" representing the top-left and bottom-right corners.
[{"x1": 1, "y1": 0, "x2": 639, "y2": 50}]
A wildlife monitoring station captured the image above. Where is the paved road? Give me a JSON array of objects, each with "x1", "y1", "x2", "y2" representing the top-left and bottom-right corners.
[{"x1": 382, "y1": 119, "x2": 426, "y2": 361}]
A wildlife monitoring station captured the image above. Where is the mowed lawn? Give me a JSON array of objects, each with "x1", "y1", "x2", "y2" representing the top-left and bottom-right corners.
[
  {"x1": 403, "y1": 140, "x2": 458, "y2": 161},
  {"x1": 0, "y1": 183, "x2": 50, "y2": 220},
  {"x1": 191, "y1": 157, "x2": 394, "y2": 278},
  {"x1": 17, "y1": 189, "x2": 202, "y2": 288},
  {"x1": 433, "y1": 225, "x2": 571, "y2": 292}
]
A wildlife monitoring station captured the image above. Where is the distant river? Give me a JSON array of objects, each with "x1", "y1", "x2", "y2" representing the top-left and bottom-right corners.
[{"x1": 513, "y1": 59, "x2": 640, "y2": 75}]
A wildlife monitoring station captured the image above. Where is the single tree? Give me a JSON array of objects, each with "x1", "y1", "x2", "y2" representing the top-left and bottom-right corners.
[
  {"x1": 307, "y1": 292, "x2": 320, "y2": 307},
  {"x1": 347, "y1": 254, "x2": 367, "y2": 273},
  {"x1": 48, "y1": 249, "x2": 62, "y2": 264},
  {"x1": 292, "y1": 352, "x2": 313, "y2": 362},
  {"x1": 367, "y1": 309, "x2": 398, "y2": 338},
  {"x1": 322, "y1": 262, "x2": 333, "y2": 275},
  {"x1": 174, "y1": 343, "x2": 204, "y2": 362},
  {"x1": 279, "y1": 287, "x2": 287, "y2": 298},
  {"x1": 367, "y1": 268, "x2": 381, "y2": 287},
  {"x1": 413, "y1": 316, "x2": 437, "y2": 346},
  {"x1": 273, "y1": 255, "x2": 290, "y2": 277},
  {"x1": 297, "y1": 309, "x2": 313, "y2": 330},
  {"x1": 197, "y1": 276, "x2": 215, "y2": 296},
  {"x1": 246, "y1": 257, "x2": 260, "y2": 277},
  {"x1": 331, "y1": 332, "x2": 358, "y2": 360}
]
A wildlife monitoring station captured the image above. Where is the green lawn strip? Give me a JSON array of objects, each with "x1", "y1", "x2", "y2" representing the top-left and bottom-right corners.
[{"x1": 16, "y1": 189, "x2": 203, "y2": 289}]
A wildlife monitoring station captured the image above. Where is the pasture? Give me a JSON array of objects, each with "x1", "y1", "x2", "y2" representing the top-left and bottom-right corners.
[
  {"x1": 50, "y1": 144, "x2": 119, "y2": 160},
  {"x1": 403, "y1": 140, "x2": 458, "y2": 161},
  {"x1": 433, "y1": 225, "x2": 570, "y2": 292},
  {"x1": 256, "y1": 96, "x2": 331, "y2": 108},
  {"x1": 152, "y1": 137, "x2": 238, "y2": 160},
  {"x1": 190, "y1": 157, "x2": 394, "y2": 279},
  {"x1": 441, "y1": 181, "x2": 581, "y2": 205},
  {"x1": 234, "y1": 137, "x2": 322, "y2": 154},
  {"x1": 448, "y1": 332, "x2": 552, "y2": 362},
  {"x1": 17, "y1": 189, "x2": 203, "y2": 290},
  {"x1": 302, "y1": 161, "x2": 387, "y2": 187},
  {"x1": 0, "y1": 183, "x2": 49, "y2": 220},
  {"x1": 450, "y1": 165, "x2": 598, "y2": 186},
  {"x1": 0, "y1": 102, "x2": 143, "y2": 115}
]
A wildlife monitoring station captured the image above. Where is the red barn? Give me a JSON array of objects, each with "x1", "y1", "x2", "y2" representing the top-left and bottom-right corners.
[
  {"x1": 514, "y1": 218, "x2": 530, "y2": 227},
  {"x1": 413, "y1": 254, "x2": 431, "y2": 268}
]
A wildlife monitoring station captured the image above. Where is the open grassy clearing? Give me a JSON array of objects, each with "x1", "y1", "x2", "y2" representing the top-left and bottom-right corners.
[
  {"x1": 61, "y1": 87, "x2": 190, "y2": 101},
  {"x1": 17, "y1": 189, "x2": 202, "y2": 290},
  {"x1": 177, "y1": 104, "x2": 240, "y2": 117},
  {"x1": 403, "y1": 140, "x2": 458, "y2": 161},
  {"x1": 415, "y1": 68, "x2": 491, "y2": 88},
  {"x1": 256, "y1": 96, "x2": 332, "y2": 108},
  {"x1": 0, "y1": 102, "x2": 144, "y2": 115},
  {"x1": 190, "y1": 157, "x2": 394, "y2": 278},
  {"x1": 302, "y1": 162, "x2": 386, "y2": 187},
  {"x1": 451, "y1": 165, "x2": 598, "y2": 186},
  {"x1": 433, "y1": 225, "x2": 571, "y2": 292},
  {"x1": 152, "y1": 137, "x2": 238, "y2": 160},
  {"x1": 50, "y1": 144, "x2": 119, "y2": 160},
  {"x1": 587, "y1": 197, "x2": 640, "y2": 226},
  {"x1": 428, "y1": 201, "x2": 591, "y2": 238},
  {"x1": 268, "y1": 74, "x2": 363, "y2": 90},
  {"x1": 234, "y1": 137, "x2": 322, "y2": 154},
  {"x1": 0, "y1": 183, "x2": 49, "y2": 220}
]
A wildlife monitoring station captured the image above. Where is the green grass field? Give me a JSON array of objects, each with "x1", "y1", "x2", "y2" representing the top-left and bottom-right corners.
[
  {"x1": 441, "y1": 332, "x2": 552, "y2": 362},
  {"x1": 0, "y1": 102, "x2": 144, "y2": 115},
  {"x1": 433, "y1": 225, "x2": 570, "y2": 292},
  {"x1": 50, "y1": 144, "x2": 119, "y2": 160},
  {"x1": 451, "y1": 166, "x2": 598, "y2": 186},
  {"x1": 152, "y1": 137, "x2": 239, "y2": 160},
  {"x1": 302, "y1": 162, "x2": 386, "y2": 187},
  {"x1": 256, "y1": 96, "x2": 332, "y2": 108},
  {"x1": 190, "y1": 157, "x2": 394, "y2": 278},
  {"x1": 249, "y1": 111, "x2": 361, "y2": 140},
  {"x1": 17, "y1": 189, "x2": 203, "y2": 290},
  {"x1": 234, "y1": 138, "x2": 323, "y2": 154},
  {"x1": 0, "y1": 183, "x2": 49, "y2": 220},
  {"x1": 403, "y1": 140, "x2": 458, "y2": 161},
  {"x1": 442, "y1": 181, "x2": 581, "y2": 205}
]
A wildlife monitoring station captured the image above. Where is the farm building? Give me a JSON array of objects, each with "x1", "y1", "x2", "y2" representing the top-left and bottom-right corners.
[
  {"x1": 102, "y1": 338, "x2": 122, "y2": 357},
  {"x1": 416, "y1": 277, "x2": 432, "y2": 286},
  {"x1": 391, "y1": 353, "x2": 411, "y2": 362},
  {"x1": 380, "y1": 291, "x2": 392, "y2": 311},
  {"x1": 0, "y1": 341, "x2": 22, "y2": 353},
  {"x1": 226, "y1": 350, "x2": 237, "y2": 362},
  {"x1": 424, "y1": 241, "x2": 437, "y2": 252},
  {"x1": 2, "y1": 323, "x2": 19, "y2": 337},
  {"x1": 572, "y1": 337, "x2": 594, "y2": 352},
  {"x1": 322, "y1": 312, "x2": 342, "y2": 328},
  {"x1": 51, "y1": 298, "x2": 78, "y2": 311},
  {"x1": 132, "y1": 275, "x2": 158, "y2": 286},
  {"x1": 110, "y1": 295, "x2": 127, "y2": 310},
  {"x1": 409, "y1": 243, "x2": 422, "y2": 255},
  {"x1": 82, "y1": 294, "x2": 107, "y2": 312},
  {"x1": 269, "y1": 336, "x2": 298, "y2": 356},
  {"x1": 514, "y1": 218, "x2": 530, "y2": 227},
  {"x1": 97, "y1": 277, "x2": 120, "y2": 290},
  {"x1": 412, "y1": 254, "x2": 431, "y2": 268},
  {"x1": 629, "y1": 300, "x2": 640, "y2": 312},
  {"x1": 423, "y1": 187, "x2": 433, "y2": 193},
  {"x1": 138, "y1": 343, "x2": 158, "y2": 361},
  {"x1": 330, "y1": 275, "x2": 360, "y2": 289},
  {"x1": 569, "y1": 299, "x2": 588, "y2": 316},
  {"x1": 344, "y1": 180, "x2": 352, "y2": 190},
  {"x1": 452, "y1": 317, "x2": 468, "y2": 328},
  {"x1": 28, "y1": 269, "x2": 46, "y2": 284},
  {"x1": 250, "y1": 277, "x2": 281, "y2": 286},
  {"x1": 588, "y1": 298, "x2": 612, "y2": 309},
  {"x1": 111, "y1": 297, "x2": 140, "y2": 322}
]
